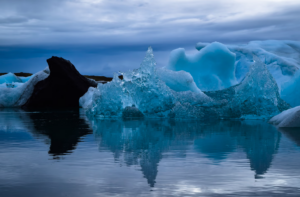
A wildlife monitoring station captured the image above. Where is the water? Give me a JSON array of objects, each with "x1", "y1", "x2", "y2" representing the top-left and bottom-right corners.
[{"x1": 0, "y1": 109, "x2": 300, "y2": 197}]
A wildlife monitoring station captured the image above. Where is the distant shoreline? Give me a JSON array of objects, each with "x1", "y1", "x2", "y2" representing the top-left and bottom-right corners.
[
  {"x1": 0, "y1": 72, "x2": 32, "y2": 77},
  {"x1": 0, "y1": 72, "x2": 122, "y2": 83}
]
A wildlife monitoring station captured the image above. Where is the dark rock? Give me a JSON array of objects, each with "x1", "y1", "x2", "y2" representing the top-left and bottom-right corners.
[
  {"x1": 122, "y1": 105, "x2": 144, "y2": 119},
  {"x1": 23, "y1": 56, "x2": 97, "y2": 109}
]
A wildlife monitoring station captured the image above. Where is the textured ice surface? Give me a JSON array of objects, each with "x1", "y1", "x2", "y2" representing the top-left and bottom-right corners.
[
  {"x1": 156, "y1": 68, "x2": 201, "y2": 93},
  {"x1": 194, "y1": 40, "x2": 300, "y2": 107},
  {"x1": 0, "y1": 68, "x2": 49, "y2": 107},
  {"x1": 281, "y1": 70, "x2": 300, "y2": 107},
  {"x1": 167, "y1": 42, "x2": 237, "y2": 91},
  {"x1": 195, "y1": 40, "x2": 300, "y2": 88},
  {"x1": 83, "y1": 47, "x2": 210, "y2": 118},
  {"x1": 0, "y1": 73, "x2": 32, "y2": 89},
  {"x1": 204, "y1": 56, "x2": 290, "y2": 119},
  {"x1": 82, "y1": 48, "x2": 287, "y2": 119},
  {"x1": 87, "y1": 47, "x2": 176, "y2": 118},
  {"x1": 270, "y1": 106, "x2": 300, "y2": 128},
  {"x1": 0, "y1": 73, "x2": 22, "y2": 84}
]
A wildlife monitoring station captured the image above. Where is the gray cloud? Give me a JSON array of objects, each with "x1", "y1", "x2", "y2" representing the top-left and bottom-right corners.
[
  {"x1": 0, "y1": 16, "x2": 28, "y2": 24},
  {"x1": 0, "y1": 0, "x2": 299, "y2": 75}
]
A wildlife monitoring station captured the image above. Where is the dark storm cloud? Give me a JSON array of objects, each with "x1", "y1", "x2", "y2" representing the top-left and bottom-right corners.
[{"x1": 0, "y1": 0, "x2": 299, "y2": 75}]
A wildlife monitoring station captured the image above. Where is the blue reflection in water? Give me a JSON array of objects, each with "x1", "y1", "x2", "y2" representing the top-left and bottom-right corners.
[
  {"x1": 90, "y1": 118, "x2": 282, "y2": 185},
  {"x1": 0, "y1": 108, "x2": 300, "y2": 196}
]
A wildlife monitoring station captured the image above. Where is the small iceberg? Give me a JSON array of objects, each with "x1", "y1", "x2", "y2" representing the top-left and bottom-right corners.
[
  {"x1": 0, "y1": 69, "x2": 49, "y2": 107},
  {"x1": 270, "y1": 106, "x2": 300, "y2": 128}
]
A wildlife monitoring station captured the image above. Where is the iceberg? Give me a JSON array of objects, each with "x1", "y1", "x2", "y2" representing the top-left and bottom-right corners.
[
  {"x1": 0, "y1": 72, "x2": 22, "y2": 84},
  {"x1": 194, "y1": 40, "x2": 300, "y2": 107},
  {"x1": 81, "y1": 47, "x2": 287, "y2": 120},
  {"x1": 85, "y1": 47, "x2": 180, "y2": 118},
  {"x1": 0, "y1": 73, "x2": 33, "y2": 95},
  {"x1": 0, "y1": 68, "x2": 49, "y2": 107},
  {"x1": 204, "y1": 56, "x2": 290, "y2": 119},
  {"x1": 167, "y1": 42, "x2": 237, "y2": 91},
  {"x1": 82, "y1": 47, "x2": 211, "y2": 118},
  {"x1": 195, "y1": 40, "x2": 300, "y2": 87},
  {"x1": 270, "y1": 106, "x2": 300, "y2": 128},
  {"x1": 209, "y1": 40, "x2": 299, "y2": 86}
]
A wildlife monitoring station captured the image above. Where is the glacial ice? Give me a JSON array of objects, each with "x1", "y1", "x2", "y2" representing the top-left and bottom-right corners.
[
  {"x1": 82, "y1": 47, "x2": 287, "y2": 119},
  {"x1": 0, "y1": 73, "x2": 32, "y2": 89},
  {"x1": 0, "y1": 68, "x2": 49, "y2": 107},
  {"x1": 204, "y1": 56, "x2": 289, "y2": 119},
  {"x1": 82, "y1": 47, "x2": 211, "y2": 118},
  {"x1": 195, "y1": 40, "x2": 300, "y2": 88},
  {"x1": 0, "y1": 40, "x2": 294, "y2": 121},
  {"x1": 85, "y1": 47, "x2": 181, "y2": 118},
  {"x1": 281, "y1": 70, "x2": 300, "y2": 107},
  {"x1": 156, "y1": 68, "x2": 201, "y2": 93},
  {"x1": 0, "y1": 73, "x2": 22, "y2": 84},
  {"x1": 270, "y1": 106, "x2": 300, "y2": 128},
  {"x1": 167, "y1": 42, "x2": 237, "y2": 91}
]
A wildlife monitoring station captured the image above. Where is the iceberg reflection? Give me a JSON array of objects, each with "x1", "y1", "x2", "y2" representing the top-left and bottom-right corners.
[
  {"x1": 0, "y1": 109, "x2": 287, "y2": 187},
  {"x1": 88, "y1": 117, "x2": 281, "y2": 185},
  {"x1": 0, "y1": 109, "x2": 93, "y2": 159}
]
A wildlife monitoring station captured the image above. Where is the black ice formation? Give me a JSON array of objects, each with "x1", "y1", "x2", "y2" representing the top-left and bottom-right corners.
[{"x1": 23, "y1": 56, "x2": 97, "y2": 109}]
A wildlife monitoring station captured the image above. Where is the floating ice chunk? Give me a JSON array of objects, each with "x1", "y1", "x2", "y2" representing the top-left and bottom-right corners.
[
  {"x1": 270, "y1": 106, "x2": 300, "y2": 128},
  {"x1": 156, "y1": 68, "x2": 201, "y2": 93},
  {"x1": 281, "y1": 70, "x2": 300, "y2": 107},
  {"x1": 167, "y1": 42, "x2": 237, "y2": 91},
  {"x1": 0, "y1": 73, "x2": 31, "y2": 89},
  {"x1": 82, "y1": 48, "x2": 286, "y2": 120},
  {"x1": 0, "y1": 68, "x2": 49, "y2": 107},
  {"x1": 88, "y1": 74, "x2": 126, "y2": 117},
  {"x1": 233, "y1": 56, "x2": 288, "y2": 118},
  {"x1": 79, "y1": 87, "x2": 96, "y2": 108},
  {"x1": 0, "y1": 73, "x2": 22, "y2": 84},
  {"x1": 221, "y1": 40, "x2": 300, "y2": 87},
  {"x1": 88, "y1": 47, "x2": 177, "y2": 118},
  {"x1": 205, "y1": 56, "x2": 290, "y2": 119}
]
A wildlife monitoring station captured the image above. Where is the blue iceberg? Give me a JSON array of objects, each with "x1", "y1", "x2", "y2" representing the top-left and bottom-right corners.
[
  {"x1": 167, "y1": 42, "x2": 237, "y2": 91},
  {"x1": 0, "y1": 68, "x2": 49, "y2": 107},
  {"x1": 0, "y1": 73, "x2": 22, "y2": 84},
  {"x1": 81, "y1": 47, "x2": 288, "y2": 119},
  {"x1": 270, "y1": 106, "x2": 300, "y2": 128}
]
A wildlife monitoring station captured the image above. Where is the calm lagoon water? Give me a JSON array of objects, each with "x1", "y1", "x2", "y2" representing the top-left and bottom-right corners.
[{"x1": 0, "y1": 109, "x2": 300, "y2": 197}]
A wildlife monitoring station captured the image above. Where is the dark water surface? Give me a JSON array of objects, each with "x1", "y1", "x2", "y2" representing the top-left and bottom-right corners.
[{"x1": 0, "y1": 109, "x2": 300, "y2": 197}]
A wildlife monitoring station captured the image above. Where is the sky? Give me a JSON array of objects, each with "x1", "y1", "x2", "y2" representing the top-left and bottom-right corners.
[{"x1": 0, "y1": 0, "x2": 300, "y2": 76}]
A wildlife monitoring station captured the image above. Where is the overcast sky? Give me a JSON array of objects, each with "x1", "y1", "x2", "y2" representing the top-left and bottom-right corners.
[{"x1": 0, "y1": 0, "x2": 300, "y2": 76}]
